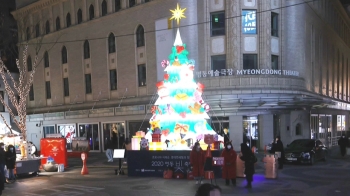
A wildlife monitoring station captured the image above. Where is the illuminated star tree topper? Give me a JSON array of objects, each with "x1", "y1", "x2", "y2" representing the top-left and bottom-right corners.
[{"x1": 169, "y1": 3, "x2": 186, "y2": 26}]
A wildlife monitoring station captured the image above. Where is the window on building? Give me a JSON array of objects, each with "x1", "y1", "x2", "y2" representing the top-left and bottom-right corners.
[
  {"x1": 211, "y1": 12, "x2": 225, "y2": 36},
  {"x1": 242, "y1": 10, "x2": 257, "y2": 34},
  {"x1": 136, "y1": 25, "x2": 145, "y2": 47},
  {"x1": 271, "y1": 55, "x2": 278, "y2": 70},
  {"x1": 129, "y1": 0, "x2": 136, "y2": 7},
  {"x1": 211, "y1": 55, "x2": 226, "y2": 76},
  {"x1": 84, "y1": 40, "x2": 90, "y2": 59},
  {"x1": 77, "y1": 9, "x2": 82, "y2": 24},
  {"x1": 44, "y1": 51, "x2": 49, "y2": 68},
  {"x1": 35, "y1": 23, "x2": 40, "y2": 37},
  {"x1": 62, "y1": 46, "x2": 67, "y2": 64},
  {"x1": 45, "y1": 20, "x2": 50, "y2": 34},
  {"x1": 45, "y1": 81, "x2": 51, "y2": 99},
  {"x1": 138, "y1": 64, "x2": 146, "y2": 86},
  {"x1": 27, "y1": 56, "x2": 32, "y2": 71},
  {"x1": 26, "y1": 27, "x2": 30, "y2": 41},
  {"x1": 63, "y1": 78, "x2": 69, "y2": 97},
  {"x1": 85, "y1": 74, "x2": 92, "y2": 94},
  {"x1": 29, "y1": 85, "x2": 34, "y2": 101},
  {"x1": 108, "y1": 33, "x2": 116, "y2": 53},
  {"x1": 295, "y1": 123, "x2": 302, "y2": 135},
  {"x1": 102, "y1": 0, "x2": 107, "y2": 16},
  {"x1": 271, "y1": 12, "x2": 278, "y2": 37},
  {"x1": 115, "y1": 0, "x2": 121, "y2": 11},
  {"x1": 56, "y1": 17, "x2": 61, "y2": 30},
  {"x1": 110, "y1": 69, "x2": 117, "y2": 90},
  {"x1": 145, "y1": 0, "x2": 150, "y2": 2},
  {"x1": 89, "y1": 5, "x2": 95, "y2": 20},
  {"x1": 243, "y1": 54, "x2": 257, "y2": 69},
  {"x1": 66, "y1": 13, "x2": 71, "y2": 27}
]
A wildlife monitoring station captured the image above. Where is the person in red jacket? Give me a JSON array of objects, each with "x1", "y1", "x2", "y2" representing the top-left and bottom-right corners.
[
  {"x1": 190, "y1": 142, "x2": 206, "y2": 184},
  {"x1": 221, "y1": 141, "x2": 237, "y2": 186}
]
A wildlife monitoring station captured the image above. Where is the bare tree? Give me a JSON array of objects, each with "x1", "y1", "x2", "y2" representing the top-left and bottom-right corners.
[{"x1": 0, "y1": 12, "x2": 59, "y2": 141}]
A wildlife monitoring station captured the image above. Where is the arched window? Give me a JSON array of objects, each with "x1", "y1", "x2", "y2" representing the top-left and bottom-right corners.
[
  {"x1": 26, "y1": 27, "x2": 30, "y2": 41},
  {"x1": 56, "y1": 17, "x2": 61, "y2": 30},
  {"x1": 45, "y1": 20, "x2": 50, "y2": 34},
  {"x1": 35, "y1": 23, "x2": 40, "y2": 37},
  {"x1": 115, "y1": 0, "x2": 121, "y2": 11},
  {"x1": 89, "y1": 5, "x2": 95, "y2": 20},
  {"x1": 83, "y1": 40, "x2": 90, "y2": 59},
  {"x1": 62, "y1": 46, "x2": 67, "y2": 64},
  {"x1": 66, "y1": 13, "x2": 71, "y2": 27},
  {"x1": 77, "y1": 9, "x2": 82, "y2": 24},
  {"x1": 136, "y1": 25, "x2": 145, "y2": 47},
  {"x1": 108, "y1": 33, "x2": 116, "y2": 53},
  {"x1": 129, "y1": 0, "x2": 135, "y2": 7},
  {"x1": 44, "y1": 51, "x2": 49, "y2": 68},
  {"x1": 27, "y1": 56, "x2": 32, "y2": 71},
  {"x1": 102, "y1": 0, "x2": 107, "y2": 16}
]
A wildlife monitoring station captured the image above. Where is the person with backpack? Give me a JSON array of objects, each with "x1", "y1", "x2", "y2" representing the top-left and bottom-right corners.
[{"x1": 239, "y1": 142, "x2": 256, "y2": 189}]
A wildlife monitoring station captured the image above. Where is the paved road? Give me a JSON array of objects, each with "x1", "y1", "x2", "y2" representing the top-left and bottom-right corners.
[{"x1": 2, "y1": 153, "x2": 350, "y2": 196}]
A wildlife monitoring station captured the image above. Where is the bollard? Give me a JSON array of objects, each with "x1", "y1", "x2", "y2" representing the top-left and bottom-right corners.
[{"x1": 81, "y1": 152, "x2": 89, "y2": 175}]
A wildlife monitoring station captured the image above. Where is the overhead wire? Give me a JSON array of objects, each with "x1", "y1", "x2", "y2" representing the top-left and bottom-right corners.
[{"x1": 21, "y1": 0, "x2": 324, "y2": 46}]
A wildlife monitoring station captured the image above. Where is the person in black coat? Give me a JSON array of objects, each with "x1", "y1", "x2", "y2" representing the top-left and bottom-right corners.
[
  {"x1": 338, "y1": 134, "x2": 348, "y2": 157},
  {"x1": 270, "y1": 136, "x2": 285, "y2": 169},
  {"x1": 239, "y1": 143, "x2": 255, "y2": 189},
  {"x1": 0, "y1": 143, "x2": 6, "y2": 195},
  {"x1": 5, "y1": 145, "x2": 16, "y2": 181}
]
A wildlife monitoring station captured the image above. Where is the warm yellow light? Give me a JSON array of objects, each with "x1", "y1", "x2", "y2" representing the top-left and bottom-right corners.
[{"x1": 170, "y1": 3, "x2": 186, "y2": 26}]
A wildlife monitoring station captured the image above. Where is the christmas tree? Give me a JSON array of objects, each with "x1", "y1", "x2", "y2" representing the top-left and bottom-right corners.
[{"x1": 147, "y1": 4, "x2": 220, "y2": 150}]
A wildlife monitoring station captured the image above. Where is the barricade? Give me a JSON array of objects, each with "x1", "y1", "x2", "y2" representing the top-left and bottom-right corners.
[{"x1": 264, "y1": 154, "x2": 278, "y2": 179}]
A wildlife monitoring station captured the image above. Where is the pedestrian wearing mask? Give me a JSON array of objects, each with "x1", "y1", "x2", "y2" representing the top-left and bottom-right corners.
[
  {"x1": 221, "y1": 141, "x2": 237, "y2": 186},
  {"x1": 239, "y1": 143, "x2": 255, "y2": 189},
  {"x1": 270, "y1": 136, "x2": 285, "y2": 169},
  {"x1": 190, "y1": 141, "x2": 205, "y2": 184},
  {"x1": 5, "y1": 145, "x2": 16, "y2": 182}
]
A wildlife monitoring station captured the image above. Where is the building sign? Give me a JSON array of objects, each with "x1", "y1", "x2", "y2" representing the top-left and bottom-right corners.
[
  {"x1": 195, "y1": 69, "x2": 300, "y2": 78},
  {"x1": 242, "y1": 10, "x2": 256, "y2": 34},
  {"x1": 127, "y1": 150, "x2": 221, "y2": 177}
]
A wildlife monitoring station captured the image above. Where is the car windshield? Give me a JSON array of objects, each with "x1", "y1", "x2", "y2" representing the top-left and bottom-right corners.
[{"x1": 289, "y1": 140, "x2": 314, "y2": 148}]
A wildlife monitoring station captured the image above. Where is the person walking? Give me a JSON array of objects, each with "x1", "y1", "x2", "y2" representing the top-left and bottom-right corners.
[
  {"x1": 338, "y1": 134, "x2": 348, "y2": 157},
  {"x1": 270, "y1": 136, "x2": 285, "y2": 169},
  {"x1": 5, "y1": 145, "x2": 16, "y2": 183},
  {"x1": 221, "y1": 141, "x2": 237, "y2": 186},
  {"x1": 105, "y1": 136, "x2": 114, "y2": 162},
  {"x1": 190, "y1": 142, "x2": 205, "y2": 184},
  {"x1": 239, "y1": 143, "x2": 255, "y2": 189}
]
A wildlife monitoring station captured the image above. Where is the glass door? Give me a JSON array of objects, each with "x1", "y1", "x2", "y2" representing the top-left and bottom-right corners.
[
  {"x1": 78, "y1": 123, "x2": 100, "y2": 151},
  {"x1": 243, "y1": 116, "x2": 258, "y2": 148}
]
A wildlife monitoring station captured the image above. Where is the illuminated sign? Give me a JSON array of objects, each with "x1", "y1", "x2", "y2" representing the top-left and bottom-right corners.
[
  {"x1": 195, "y1": 69, "x2": 300, "y2": 77},
  {"x1": 242, "y1": 10, "x2": 256, "y2": 34}
]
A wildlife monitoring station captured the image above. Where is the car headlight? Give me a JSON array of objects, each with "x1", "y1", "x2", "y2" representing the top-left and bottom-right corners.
[{"x1": 301, "y1": 152, "x2": 310, "y2": 159}]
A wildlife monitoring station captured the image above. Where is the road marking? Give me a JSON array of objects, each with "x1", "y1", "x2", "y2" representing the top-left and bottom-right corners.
[{"x1": 25, "y1": 184, "x2": 105, "y2": 196}]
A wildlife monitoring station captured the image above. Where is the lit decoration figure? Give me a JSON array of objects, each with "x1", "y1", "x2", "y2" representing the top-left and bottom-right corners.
[
  {"x1": 0, "y1": 45, "x2": 38, "y2": 141},
  {"x1": 148, "y1": 4, "x2": 222, "y2": 150}
]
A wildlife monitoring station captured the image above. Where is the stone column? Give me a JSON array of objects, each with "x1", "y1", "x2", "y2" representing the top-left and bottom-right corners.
[
  {"x1": 258, "y1": 114, "x2": 274, "y2": 151},
  {"x1": 229, "y1": 115, "x2": 243, "y2": 151}
]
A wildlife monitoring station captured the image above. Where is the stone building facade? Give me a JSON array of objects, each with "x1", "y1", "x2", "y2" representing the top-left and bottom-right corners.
[{"x1": 12, "y1": 0, "x2": 350, "y2": 151}]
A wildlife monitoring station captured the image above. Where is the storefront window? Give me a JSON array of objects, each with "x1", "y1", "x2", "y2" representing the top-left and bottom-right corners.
[
  {"x1": 337, "y1": 115, "x2": 345, "y2": 136},
  {"x1": 58, "y1": 124, "x2": 76, "y2": 150},
  {"x1": 243, "y1": 116, "x2": 258, "y2": 147},
  {"x1": 128, "y1": 121, "x2": 150, "y2": 139},
  {"x1": 43, "y1": 125, "x2": 55, "y2": 137},
  {"x1": 78, "y1": 123, "x2": 99, "y2": 151},
  {"x1": 102, "y1": 122, "x2": 125, "y2": 150}
]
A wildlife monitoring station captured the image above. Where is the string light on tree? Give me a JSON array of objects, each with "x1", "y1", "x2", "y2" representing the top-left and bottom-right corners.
[{"x1": 0, "y1": 45, "x2": 38, "y2": 141}]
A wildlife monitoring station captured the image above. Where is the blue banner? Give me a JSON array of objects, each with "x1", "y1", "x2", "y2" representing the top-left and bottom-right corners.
[{"x1": 242, "y1": 10, "x2": 257, "y2": 34}]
